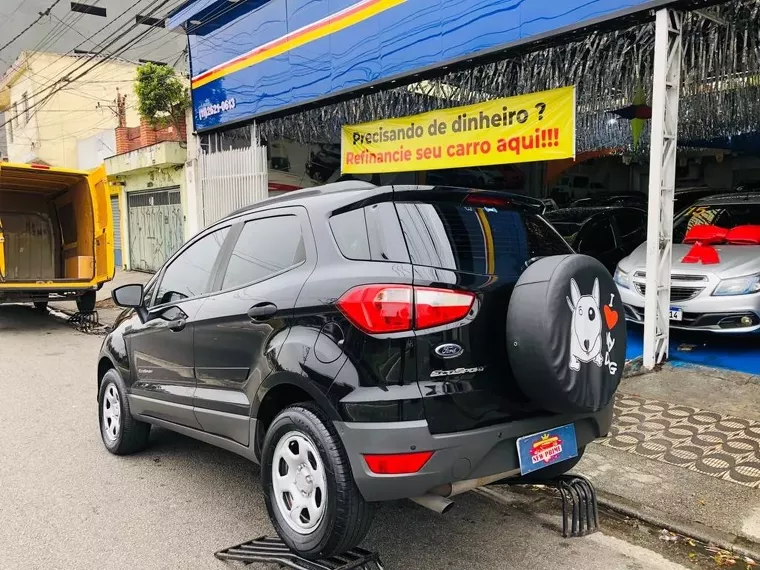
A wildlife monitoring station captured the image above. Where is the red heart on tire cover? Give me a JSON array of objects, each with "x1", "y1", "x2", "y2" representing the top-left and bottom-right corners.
[{"x1": 604, "y1": 305, "x2": 619, "y2": 329}]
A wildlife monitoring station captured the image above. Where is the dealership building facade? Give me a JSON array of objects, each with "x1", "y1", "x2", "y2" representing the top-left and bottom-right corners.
[{"x1": 169, "y1": 0, "x2": 758, "y2": 366}]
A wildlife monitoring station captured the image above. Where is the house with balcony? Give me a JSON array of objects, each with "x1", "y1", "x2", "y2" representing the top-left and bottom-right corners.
[{"x1": 104, "y1": 95, "x2": 189, "y2": 273}]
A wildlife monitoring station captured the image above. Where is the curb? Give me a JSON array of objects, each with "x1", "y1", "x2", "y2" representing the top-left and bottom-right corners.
[
  {"x1": 595, "y1": 489, "x2": 760, "y2": 563},
  {"x1": 476, "y1": 486, "x2": 760, "y2": 562}
]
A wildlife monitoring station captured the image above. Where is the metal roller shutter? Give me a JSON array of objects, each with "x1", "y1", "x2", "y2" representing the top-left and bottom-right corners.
[{"x1": 111, "y1": 195, "x2": 122, "y2": 267}]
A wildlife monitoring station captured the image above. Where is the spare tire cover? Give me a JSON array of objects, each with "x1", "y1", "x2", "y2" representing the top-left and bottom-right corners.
[{"x1": 506, "y1": 255, "x2": 626, "y2": 414}]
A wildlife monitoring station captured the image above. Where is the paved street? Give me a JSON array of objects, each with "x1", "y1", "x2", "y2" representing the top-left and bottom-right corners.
[{"x1": 0, "y1": 305, "x2": 708, "y2": 570}]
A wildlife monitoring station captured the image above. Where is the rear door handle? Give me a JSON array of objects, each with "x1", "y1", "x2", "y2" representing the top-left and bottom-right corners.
[
  {"x1": 168, "y1": 318, "x2": 186, "y2": 332},
  {"x1": 248, "y1": 303, "x2": 277, "y2": 322}
]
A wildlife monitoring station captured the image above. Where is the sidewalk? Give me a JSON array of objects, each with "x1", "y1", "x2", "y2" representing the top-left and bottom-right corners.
[{"x1": 493, "y1": 363, "x2": 760, "y2": 555}]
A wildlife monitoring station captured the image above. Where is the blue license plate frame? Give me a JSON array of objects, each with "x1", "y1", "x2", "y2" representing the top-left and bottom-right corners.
[{"x1": 516, "y1": 424, "x2": 578, "y2": 476}]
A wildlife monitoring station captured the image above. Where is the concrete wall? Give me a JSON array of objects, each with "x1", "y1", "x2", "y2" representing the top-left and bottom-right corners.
[
  {"x1": 4, "y1": 66, "x2": 41, "y2": 164},
  {"x1": 0, "y1": 111, "x2": 6, "y2": 159},
  {"x1": 77, "y1": 130, "x2": 117, "y2": 171}
]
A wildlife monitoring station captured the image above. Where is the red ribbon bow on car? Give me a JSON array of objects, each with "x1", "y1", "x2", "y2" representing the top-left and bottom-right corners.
[
  {"x1": 681, "y1": 225, "x2": 725, "y2": 264},
  {"x1": 682, "y1": 224, "x2": 760, "y2": 264}
]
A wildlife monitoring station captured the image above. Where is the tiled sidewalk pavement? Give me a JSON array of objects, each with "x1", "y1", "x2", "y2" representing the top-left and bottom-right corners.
[
  {"x1": 601, "y1": 393, "x2": 760, "y2": 489},
  {"x1": 571, "y1": 364, "x2": 760, "y2": 549}
]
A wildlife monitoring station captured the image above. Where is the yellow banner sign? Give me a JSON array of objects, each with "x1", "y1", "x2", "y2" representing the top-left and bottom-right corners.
[{"x1": 342, "y1": 86, "x2": 576, "y2": 174}]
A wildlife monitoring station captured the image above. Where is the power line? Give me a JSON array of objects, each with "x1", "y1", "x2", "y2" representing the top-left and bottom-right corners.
[
  {"x1": 41, "y1": 13, "x2": 91, "y2": 52},
  {"x1": 0, "y1": 0, "x2": 182, "y2": 130},
  {"x1": 31, "y1": 4, "x2": 85, "y2": 54},
  {"x1": 120, "y1": 0, "x2": 260, "y2": 76},
  {"x1": 0, "y1": 0, "x2": 65, "y2": 54},
  {"x1": 1, "y1": 0, "x2": 235, "y2": 135},
  {"x1": 0, "y1": 0, "x2": 193, "y2": 128},
  {"x1": 0, "y1": 2, "x2": 29, "y2": 64},
  {"x1": 3, "y1": 2, "x2": 26, "y2": 19},
  {"x1": 6, "y1": 0, "x2": 165, "y2": 102},
  {"x1": 36, "y1": 108, "x2": 137, "y2": 139}
]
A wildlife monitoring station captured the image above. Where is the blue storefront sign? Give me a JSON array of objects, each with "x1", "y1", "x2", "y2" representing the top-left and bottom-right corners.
[{"x1": 169, "y1": 0, "x2": 677, "y2": 131}]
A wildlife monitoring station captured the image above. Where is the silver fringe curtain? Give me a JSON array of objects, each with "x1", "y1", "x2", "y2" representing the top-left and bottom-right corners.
[{"x1": 255, "y1": 0, "x2": 760, "y2": 155}]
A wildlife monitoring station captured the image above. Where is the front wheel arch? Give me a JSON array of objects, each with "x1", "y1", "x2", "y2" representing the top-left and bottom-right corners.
[{"x1": 97, "y1": 356, "x2": 115, "y2": 394}]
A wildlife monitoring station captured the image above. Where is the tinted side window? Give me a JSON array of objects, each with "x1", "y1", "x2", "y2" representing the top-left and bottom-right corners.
[
  {"x1": 395, "y1": 202, "x2": 571, "y2": 277},
  {"x1": 330, "y1": 209, "x2": 370, "y2": 260},
  {"x1": 222, "y1": 215, "x2": 305, "y2": 289},
  {"x1": 616, "y1": 212, "x2": 646, "y2": 240},
  {"x1": 330, "y1": 204, "x2": 410, "y2": 262},
  {"x1": 525, "y1": 216, "x2": 573, "y2": 256},
  {"x1": 156, "y1": 227, "x2": 229, "y2": 305},
  {"x1": 142, "y1": 277, "x2": 158, "y2": 308},
  {"x1": 577, "y1": 219, "x2": 615, "y2": 255},
  {"x1": 572, "y1": 176, "x2": 589, "y2": 188}
]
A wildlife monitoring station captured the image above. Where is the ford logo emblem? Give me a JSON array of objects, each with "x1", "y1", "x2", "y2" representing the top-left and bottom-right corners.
[{"x1": 434, "y1": 343, "x2": 464, "y2": 359}]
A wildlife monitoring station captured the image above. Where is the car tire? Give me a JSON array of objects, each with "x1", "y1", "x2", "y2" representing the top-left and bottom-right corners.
[
  {"x1": 261, "y1": 403, "x2": 374, "y2": 559},
  {"x1": 77, "y1": 290, "x2": 96, "y2": 313},
  {"x1": 98, "y1": 369, "x2": 150, "y2": 455},
  {"x1": 507, "y1": 446, "x2": 586, "y2": 484},
  {"x1": 506, "y1": 255, "x2": 626, "y2": 414}
]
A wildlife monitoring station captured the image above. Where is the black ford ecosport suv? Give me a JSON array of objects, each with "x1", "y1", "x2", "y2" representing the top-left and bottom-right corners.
[{"x1": 97, "y1": 182, "x2": 624, "y2": 559}]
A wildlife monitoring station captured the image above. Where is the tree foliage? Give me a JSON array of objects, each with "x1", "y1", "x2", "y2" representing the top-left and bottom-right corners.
[{"x1": 134, "y1": 63, "x2": 190, "y2": 129}]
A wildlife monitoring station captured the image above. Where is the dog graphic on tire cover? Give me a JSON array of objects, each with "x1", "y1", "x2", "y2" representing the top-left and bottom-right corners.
[{"x1": 566, "y1": 278, "x2": 603, "y2": 371}]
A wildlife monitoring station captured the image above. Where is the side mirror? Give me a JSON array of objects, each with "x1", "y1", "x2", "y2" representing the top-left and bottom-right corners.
[
  {"x1": 112, "y1": 284, "x2": 149, "y2": 322},
  {"x1": 112, "y1": 284, "x2": 144, "y2": 308}
]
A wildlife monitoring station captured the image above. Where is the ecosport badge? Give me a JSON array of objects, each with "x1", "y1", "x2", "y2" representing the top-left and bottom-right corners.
[{"x1": 430, "y1": 366, "x2": 484, "y2": 378}]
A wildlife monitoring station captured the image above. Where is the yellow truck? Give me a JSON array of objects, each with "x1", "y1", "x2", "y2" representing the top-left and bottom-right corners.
[{"x1": 0, "y1": 162, "x2": 115, "y2": 312}]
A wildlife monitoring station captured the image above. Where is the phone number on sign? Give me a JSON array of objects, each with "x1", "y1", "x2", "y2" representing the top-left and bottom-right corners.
[{"x1": 198, "y1": 98, "x2": 237, "y2": 119}]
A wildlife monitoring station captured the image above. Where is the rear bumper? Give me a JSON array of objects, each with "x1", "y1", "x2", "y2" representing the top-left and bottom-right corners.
[
  {"x1": 0, "y1": 286, "x2": 98, "y2": 304},
  {"x1": 334, "y1": 404, "x2": 613, "y2": 502}
]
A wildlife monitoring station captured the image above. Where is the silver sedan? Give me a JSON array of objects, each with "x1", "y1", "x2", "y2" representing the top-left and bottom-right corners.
[{"x1": 615, "y1": 192, "x2": 760, "y2": 333}]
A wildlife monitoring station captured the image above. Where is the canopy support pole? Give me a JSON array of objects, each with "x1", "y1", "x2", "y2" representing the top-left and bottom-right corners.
[{"x1": 643, "y1": 8, "x2": 682, "y2": 370}]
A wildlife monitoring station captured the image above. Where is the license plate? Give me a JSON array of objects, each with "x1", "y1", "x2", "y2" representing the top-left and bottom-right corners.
[
  {"x1": 669, "y1": 307, "x2": 683, "y2": 321},
  {"x1": 516, "y1": 424, "x2": 578, "y2": 476}
]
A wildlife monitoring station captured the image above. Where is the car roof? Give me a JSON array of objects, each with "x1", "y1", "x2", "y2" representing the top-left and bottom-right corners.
[
  {"x1": 592, "y1": 191, "x2": 644, "y2": 198},
  {"x1": 545, "y1": 206, "x2": 643, "y2": 223},
  {"x1": 692, "y1": 190, "x2": 760, "y2": 206},
  {"x1": 226, "y1": 181, "x2": 378, "y2": 217},
  {"x1": 222, "y1": 182, "x2": 544, "y2": 221}
]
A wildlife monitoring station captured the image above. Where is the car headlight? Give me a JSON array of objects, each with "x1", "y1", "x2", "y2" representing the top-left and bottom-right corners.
[
  {"x1": 712, "y1": 274, "x2": 760, "y2": 296},
  {"x1": 614, "y1": 267, "x2": 631, "y2": 290}
]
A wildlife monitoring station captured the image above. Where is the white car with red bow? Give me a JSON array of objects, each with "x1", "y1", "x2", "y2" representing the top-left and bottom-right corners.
[{"x1": 614, "y1": 191, "x2": 760, "y2": 333}]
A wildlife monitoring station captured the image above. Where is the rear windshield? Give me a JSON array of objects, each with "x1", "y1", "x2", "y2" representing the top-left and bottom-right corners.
[
  {"x1": 395, "y1": 202, "x2": 571, "y2": 276},
  {"x1": 674, "y1": 203, "x2": 760, "y2": 243}
]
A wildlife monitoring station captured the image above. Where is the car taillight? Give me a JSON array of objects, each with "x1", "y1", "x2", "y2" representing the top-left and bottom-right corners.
[
  {"x1": 336, "y1": 285, "x2": 413, "y2": 333},
  {"x1": 364, "y1": 451, "x2": 434, "y2": 474},
  {"x1": 464, "y1": 194, "x2": 511, "y2": 208},
  {"x1": 414, "y1": 287, "x2": 475, "y2": 329},
  {"x1": 336, "y1": 285, "x2": 475, "y2": 333}
]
